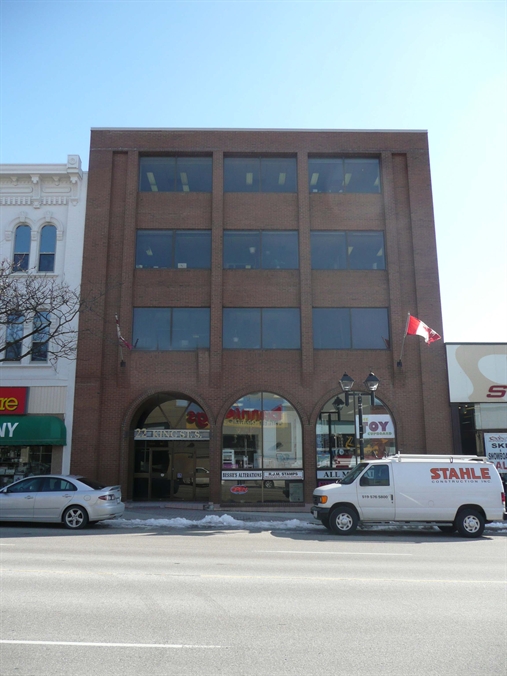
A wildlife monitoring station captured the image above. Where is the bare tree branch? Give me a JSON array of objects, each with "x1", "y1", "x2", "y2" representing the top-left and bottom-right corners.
[{"x1": 0, "y1": 259, "x2": 103, "y2": 364}]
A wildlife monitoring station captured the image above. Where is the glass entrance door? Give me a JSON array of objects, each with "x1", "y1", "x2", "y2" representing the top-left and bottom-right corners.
[{"x1": 133, "y1": 440, "x2": 210, "y2": 501}]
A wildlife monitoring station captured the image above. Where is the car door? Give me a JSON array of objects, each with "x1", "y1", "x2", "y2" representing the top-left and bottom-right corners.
[
  {"x1": 356, "y1": 464, "x2": 395, "y2": 521},
  {"x1": 0, "y1": 477, "x2": 43, "y2": 520},
  {"x1": 33, "y1": 477, "x2": 78, "y2": 520}
]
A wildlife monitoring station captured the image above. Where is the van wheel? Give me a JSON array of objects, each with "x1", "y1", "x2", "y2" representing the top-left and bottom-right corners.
[
  {"x1": 320, "y1": 516, "x2": 331, "y2": 531},
  {"x1": 329, "y1": 507, "x2": 358, "y2": 535},
  {"x1": 455, "y1": 509, "x2": 485, "y2": 538},
  {"x1": 437, "y1": 525, "x2": 456, "y2": 534}
]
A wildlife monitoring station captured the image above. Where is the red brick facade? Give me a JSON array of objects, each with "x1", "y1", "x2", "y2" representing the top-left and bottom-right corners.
[{"x1": 72, "y1": 129, "x2": 452, "y2": 503}]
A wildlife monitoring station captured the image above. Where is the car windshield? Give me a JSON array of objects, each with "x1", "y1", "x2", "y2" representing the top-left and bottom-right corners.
[
  {"x1": 340, "y1": 463, "x2": 368, "y2": 485},
  {"x1": 77, "y1": 477, "x2": 107, "y2": 490}
]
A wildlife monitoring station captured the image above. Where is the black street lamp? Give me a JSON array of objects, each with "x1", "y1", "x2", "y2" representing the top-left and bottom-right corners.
[{"x1": 339, "y1": 372, "x2": 380, "y2": 461}]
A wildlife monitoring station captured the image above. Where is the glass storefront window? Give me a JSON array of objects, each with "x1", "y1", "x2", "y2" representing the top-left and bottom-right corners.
[
  {"x1": 221, "y1": 392, "x2": 303, "y2": 503},
  {"x1": 316, "y1": 394, "x2": 396, "y2": 486},
  {"x1": 0, "y1": 445, "x2": 52, "y2": 487}
]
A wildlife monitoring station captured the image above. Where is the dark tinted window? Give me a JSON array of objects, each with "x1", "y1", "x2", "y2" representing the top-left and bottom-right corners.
[
  {"x1": 136, "y1": 231, "x2": 172, "y2": 269},
  {"x1": 135, "y1": 231, "x2": 211, "y2": 269},
  {"x1": 309, "y1": 158, "x2": 380, "y2": 193},
  {"x1": 223, "y1": 309, "x2": 300, "y2": 349},
  {"x1": 224, "y1": 231, "x2": 298, "y2": 269},
  {"x1": 262, "y1": 232, "x2": 298, "y2": 269},
  {"x1": 311, "y1": 231, "x2": 385, "y2": 270},
  {"x1": 260, "y1": 158, "x2": 297, "y2": 193},
  {"x1": 133, "y1": 308, "x2": 210, "y2": 350},
  {"x1": 13, "y1": 225, "x2": 31, "y2": 271},
  {"x1": 343, "y1": 159, "x2": 381, "y2": 193},
  {"x1": 262, "y1": 309, "x2": 301, "y2": 348},
  {"x1": 313, "y1": 309, "x2": 351, "y2": 349},
  {"x1": 311, "y1": 232, "x2": 346, "y2": 270},
  {"x1": 174, "y1": 231, "x2": 211, "y2": 269},
  {"x1": 223, "y1": 309, "x2": 261, "y2": 348},
  {"x1": 77, "y1": 478, "x2": 106, "y2": 490},
  {"x1": 41, "y1": 478, "x2": 77, "y2": 492},
  {"x1": 38, "y1": 225, "x2": 56, "y2": 272},
  {"x1": 224, "y1": 158, "x2": 260, "y2": 192},
  {"x1": 224, "y1": 157, "x2": 297, "y2": 193},
  {"x1": 223, "y1": 232, "x2": 260, "y2": 269},
  {"x1": 139, "y1": 157, "x2": 212, "y2": 192},
  {"x1": 31, "y1": 311, "x2": 50, "y2": 362},
  {"x1": 5, "y1": 313, "x2": 24, "y2": 361},
  {"x1": 7, "y1": 477, "x2": 42, "y2": 493},
  {"x1": 351, "y1": 308, "x2": 390, "y2": 349},
  {"x1": 347, "y1": 232, "x2": 385, "y2": 270},
  {"x1": 313, "y1": 308, "x2": 390, "y2": 349}
]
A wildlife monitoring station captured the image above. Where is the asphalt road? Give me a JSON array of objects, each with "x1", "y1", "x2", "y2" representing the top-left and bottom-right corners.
[{"x1": 1, "y1": 522, "x2": 506, "y2": 676}]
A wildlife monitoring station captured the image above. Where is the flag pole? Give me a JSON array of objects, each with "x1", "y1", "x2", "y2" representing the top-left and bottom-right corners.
[{"x1": 397, "y1": 312, "x2": 411, "y2": 367}]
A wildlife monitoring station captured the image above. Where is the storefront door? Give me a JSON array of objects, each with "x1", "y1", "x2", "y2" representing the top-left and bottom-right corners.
[{"x1": 133, "y1": 440, "x2": 210, "y2": 501}]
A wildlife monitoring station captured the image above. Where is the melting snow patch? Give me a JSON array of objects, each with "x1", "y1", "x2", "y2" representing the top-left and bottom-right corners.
[{"x1": 102, "y1": 515, "x2": 319, "y2": 530}]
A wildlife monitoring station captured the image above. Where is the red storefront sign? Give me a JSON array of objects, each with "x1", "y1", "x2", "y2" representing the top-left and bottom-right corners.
[{"x1": 0, "y1": 387, "x2": 28, "y2": 415}]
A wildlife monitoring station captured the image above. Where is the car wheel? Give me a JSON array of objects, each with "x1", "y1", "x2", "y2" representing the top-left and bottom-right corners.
[
  {"x1": 455, "y1": 509, "x2": 485, "y2": 538},
  {"x1": 329, "y1": 506, "x2": 358, "y2": 535},
  {"x1": 437, "y1": 525, "x2": 456, "y2": 534},
  {"x1": 63, "y1": 506, "x2": 89, "y2": 530},
  {"x1": 264, "y1": 480, "x2": 274, "y2": 489}
]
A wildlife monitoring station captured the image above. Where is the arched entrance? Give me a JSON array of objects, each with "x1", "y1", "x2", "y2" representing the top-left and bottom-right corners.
[
  {"x1": 316, "y1": 393, "x2": 396, "y2": 486},
  {"x1": 131, "y1": 394, "x2": 210, "y2": 501}
]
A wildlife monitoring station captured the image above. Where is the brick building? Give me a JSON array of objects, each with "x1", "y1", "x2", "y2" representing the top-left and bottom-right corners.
[{"x1": 72, "y1": 128, "x2": 452, "y2": 505}]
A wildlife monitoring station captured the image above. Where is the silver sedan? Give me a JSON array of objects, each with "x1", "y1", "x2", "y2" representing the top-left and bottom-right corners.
[{"x1": 0, "y1": 475, "x2": 124, "y2": 529}]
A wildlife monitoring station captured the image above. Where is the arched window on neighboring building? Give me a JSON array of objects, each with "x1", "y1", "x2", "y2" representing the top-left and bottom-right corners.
[
  {"x1": 38, "y1": 225, "x2": 57, "y2": 272},
  {"x1": 13, "y1": 225, "x2": 31, "y2": 271}
]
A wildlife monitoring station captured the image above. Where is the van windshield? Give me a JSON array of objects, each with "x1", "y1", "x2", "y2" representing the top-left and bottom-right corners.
[{"x1": 340, "y1": 463, "x2": 368, "y2": 485}]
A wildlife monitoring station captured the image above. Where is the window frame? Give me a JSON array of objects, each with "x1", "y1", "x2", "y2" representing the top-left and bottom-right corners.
[
  {"x1": 223, "y1": 230, "x2": 299, "y2": 270},
  {"x1": 135, "y1": 230, "x2": 211, "y2": 270},
  {"x1": 223, "y1": 308, "x2": 301, "y2": 350},
  {"x1": 138, "y1": 156, "x2": 213, "y2": 193},
  {"x1": 308, "y1": 157, "x2": 381, "y2": 194},
  {"x1": 224, "y1": 157, "x2": 297, "y2": 193},
  {"x1": 38, "y1": 224, "x2": 57, "y2": 273},
  {"x1": 311, "y1": 231, "x2": 385, "y2": 270},
  {"x1": 313, "y1": 307, "x2": 390, "y2": 350},
  {"x1": 13, "y1": 224, "x2": 31, "y2": 271},
  {"x1": 132, "y1": 307, "x2": 210, "y2": 351}
]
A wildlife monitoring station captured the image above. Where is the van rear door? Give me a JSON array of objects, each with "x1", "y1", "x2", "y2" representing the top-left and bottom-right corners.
[{"x1": 356, "y1": 463, "x2": 395, "y2": 521}]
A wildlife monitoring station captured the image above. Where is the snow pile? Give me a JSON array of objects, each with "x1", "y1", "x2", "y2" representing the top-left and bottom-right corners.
[
  {"x1": 102, "y1": 514, "x2": 317, "y2": 529},
  {"x1": 101, "y1": 514, "x2": 507, "y2": 532}
]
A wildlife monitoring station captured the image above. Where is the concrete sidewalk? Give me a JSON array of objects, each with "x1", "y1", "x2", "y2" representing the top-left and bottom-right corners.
[{"x1": 123, "y1": 501, "x2": 315, "y2": 523}]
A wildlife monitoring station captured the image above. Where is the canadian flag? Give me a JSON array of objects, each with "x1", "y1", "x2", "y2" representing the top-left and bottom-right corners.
[
  {"x1": 406, "y1": 315, "x2": 441, "y2": 344},
  {"x1": 115, "y1": 314, "x2": 133, "y2": 350}
]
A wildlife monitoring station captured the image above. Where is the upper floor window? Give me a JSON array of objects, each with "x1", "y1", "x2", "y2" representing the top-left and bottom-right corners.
[
  {"x1": 13, "y1": 225, "x2": 31, "y2": 271},
  {"x1": 223, "y1": 231, "x2": 299, "y2": 269},
  {"x1": 313, "y1": 308, "x2": 390, "y2": 349},
  {"x1": 132, "y1": 308, "x2": 210, "y2": 350},
  {"x1": 308, "y1": 158, "x2": 380, "y2": 194},
  {"x1": 4, "y1": 314, "x2": 24, "y2": 361},
  {"x1": 223, "y1": 308, "x2": 301, "y2": 349},
  {"x1": 38, "y1": 225, "x2": 57, "y2": 272},
  {"x1": 311, "y1": 231, "x2": 385, "y2": 270},
  {"x1": 31, "y1": 312, "x2": 51, "y2": 362},
  {"x1": 224, "y1": 157, "x2": 297, "y2": 193},
  {"x1": 135, "y1": 230, "x2": 211, "y2": 269},
  {"x1": 139, "y1": 157, "x2": 212, "y2": 193}
]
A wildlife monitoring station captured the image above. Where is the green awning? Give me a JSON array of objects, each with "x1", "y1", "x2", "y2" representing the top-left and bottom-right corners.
[{"x1": 0, "y1": 416, "x2": 66, "y2": 445}]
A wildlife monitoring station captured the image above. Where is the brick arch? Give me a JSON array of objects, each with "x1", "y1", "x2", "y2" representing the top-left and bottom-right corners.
[
  {"x1": 216, "y1": 386, "x2": 309, "y2": 429},
  {"x1": 119, "y1": 388, "x2": 216, "y2": 489},
  {"x1": 310, "y1": 388, "x2": 402, "y2": 448}
]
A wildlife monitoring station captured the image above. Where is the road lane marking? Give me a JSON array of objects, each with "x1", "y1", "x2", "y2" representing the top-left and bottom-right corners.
[
  {"x1": 0, "y1": 639, "x2": 221, "y2": 649},
  {"x1": 1, "y1": 568, "x2": 505, "y2": 584},
  {"x1": 256, "y1": 550, "x2": 413, "y2": 556}
]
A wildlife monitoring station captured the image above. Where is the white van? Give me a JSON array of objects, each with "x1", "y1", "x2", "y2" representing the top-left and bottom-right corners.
[{"x1": 311, "y1": 455, "x2": 506, "y2": 538}]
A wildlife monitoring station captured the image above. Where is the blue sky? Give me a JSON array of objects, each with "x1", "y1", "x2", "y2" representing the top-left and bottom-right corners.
[{"x1": 1, "y1": 0, "x2": 506, "y2": 343}]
